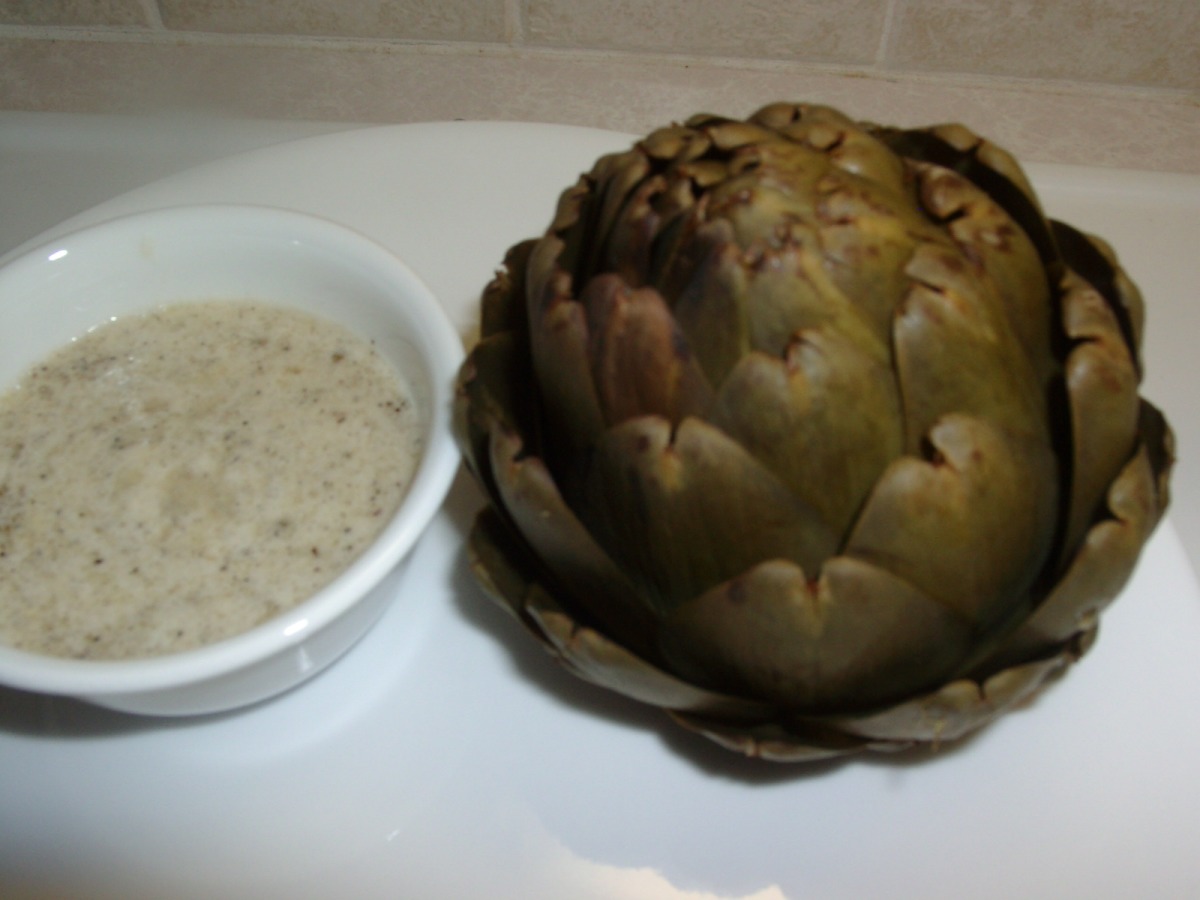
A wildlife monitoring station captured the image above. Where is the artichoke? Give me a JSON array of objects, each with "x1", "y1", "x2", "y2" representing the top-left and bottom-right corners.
[{"x1": 454, "y1": 103, "x2": 1174, "y2": 762}]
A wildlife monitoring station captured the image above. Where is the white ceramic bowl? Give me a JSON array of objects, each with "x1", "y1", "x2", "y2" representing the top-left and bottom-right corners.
[{"x1": 0, "y1": 204, "x2": 463, "y2": 715}]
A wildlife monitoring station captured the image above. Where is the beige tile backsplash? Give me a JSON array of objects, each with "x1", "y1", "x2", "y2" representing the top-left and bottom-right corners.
[
  {"x1": 156, "y1": 0, "x2": 509, "y2": 43},
  {"x1": 887, "y1": 0, "x2": 1199, "y2": 91},
  {"x1": 1, "y1": 0, "x2": 1197, "y2": 172},
  {"x1": 522, "y1": 0, "x2": 889, "y2": 63}
]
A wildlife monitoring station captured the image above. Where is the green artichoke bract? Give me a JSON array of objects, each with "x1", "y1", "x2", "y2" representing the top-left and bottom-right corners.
[{"x1": 454, "y1": 103, "x2": 1174, "y2": 761}]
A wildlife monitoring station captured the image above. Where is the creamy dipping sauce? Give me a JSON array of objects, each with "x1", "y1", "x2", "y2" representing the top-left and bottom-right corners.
[{"x1": 0, "y1": 301, "x2": 422, "y2": 660}]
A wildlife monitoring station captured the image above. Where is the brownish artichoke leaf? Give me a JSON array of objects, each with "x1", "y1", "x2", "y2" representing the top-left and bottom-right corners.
[
  {"x1": 1058, "y1": 267, "x2": 1142, "y2": 562},
  {"x1": 836, "y1": 651, "x2": 1070, "y2": 744},
  {"x1": 580, "y1": 275, "x2": 714, "y2": 429},
  {"x1": 707, "y1": 328, "x2": 902, "y2": 541},
  {"x1": 733, "y1": 228, "x2": 890, "y2": 364},
  {"x1": 479, "y1": 240, "x2": 536, "y2": 340},
  {"x1": 655, "y1": 218, "x2": 751, "y2": 387},
  {"x1": 657, "y1": 556, "x2": 973, "y2": 712},
  {"x1": 576, "y1": 415, "x2": 839, "y2": 615},
  {"x1": 845, "y1": 414, "x2": 1056, "y2": 629},
  {"x1": 521, "y1": 584, "x2": 766, "y2": 718},
  {"x1": 482, "y1": 420, "x2": 660, "y2": 654},
  {"x1": 974, "y1": 428, "x2": 1170, "y2": 672},
  {"x1": 894, "y1": 241, "x2": 1050, "y2": 449},
  {"x1": 524, "y1": 276, "x2": 607, "y2": 461},
  {"x1": 669, "y1": 709, "x2": 884, "y2": 762},
  {"x1": 454, "y1": 332, "x2": 538, "y2": 494},
  {"x1": 756, "y1": 103, "x2": 910, "y2": 190},
  {"x1": 914, "y1": 163, "x2": 1057, "y2": 389}
]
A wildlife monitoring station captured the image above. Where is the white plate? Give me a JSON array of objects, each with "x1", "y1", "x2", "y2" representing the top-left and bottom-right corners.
[{"x1": 2, "y1": 122, "x2": 1199, "y2": 899}]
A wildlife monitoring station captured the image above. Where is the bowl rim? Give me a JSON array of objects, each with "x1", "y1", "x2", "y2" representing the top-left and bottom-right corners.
[{"x1": 0, "y1": 203, "x2": 464, "y2": 696}]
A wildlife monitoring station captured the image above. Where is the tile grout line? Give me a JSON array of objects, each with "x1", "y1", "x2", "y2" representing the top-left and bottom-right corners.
[
  {"x1": 876, "y1": 0, "x2": 897, "y2": 68},
  {"x1": 140, "y1": 0, "x2": 165, "y2": 31},
  {"x1": 506, "y1": 0, "x2": 524, "y2": 46}
]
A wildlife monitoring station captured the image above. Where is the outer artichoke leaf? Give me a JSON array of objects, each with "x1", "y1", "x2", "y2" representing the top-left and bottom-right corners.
[
  {"x1": 577, "y1": 415, "x2": 839, "y2": 614},
  {"x1": 1058, "y1": 268, "x2": 1142, "y2": 562},
  {"x1": 872, "y1": 124, "x2": 1059, "y2": 273},
  {"x1": 973, "y1": 430, "x2": 1170, "y2": 673},
  {"x1": 469, "y1": 507, "x2": 765, "y2": 719},
  {"x1": 725, "y1": 137, "x2": 828, "y2": 206},
  {"x1": 581, "y1": 148, "x2": 656, "y2": 280},
  {"x1": 669, "y1": 709, "x2": 883, "y2": 762},
  {"x1": 600, "y1": 172, "x2": 670, "y2": 285},
  {"x1": 926, "y1": 123, "x2": 1046, "y2": 221},
  {"x1": 486, "y1": 421, "x2": 657, "y2": 654},
  {"x1": 912, "y1": 163, "x2": 1056, "y2": 386},
  {"x1": 894, "y1": 244, "x2": 1049, "y2": 448},
  {"x1": 654, "y1": 217, "x2": 751, "y2": 387},
  {"x1": 657, "y1": 556, "x2": 974, "y2": 712},
  {"x1": 836, "y1": 651, "x2": 1069, "y2": 744},
  {"x1": 526, "y1": 233, "x2": 573, "y2": 329},
  {"x1": 845, "y1": 414, "x2": 1056, "y2": 628},
  {"x1": 521, "y1": 586, "x2": 768, "y2": 718},
  {"x1": 467, "y1": 506, "x2": 545, "y2": 622},
  {"x1": 580, "y1": 275, "x2": 715, "y2": 428},
  {"x1": 479, "y1": 240, "x2": 536, "y2": 340},
  {"x1": 525, "y1": 278, "x2": 608, "y2": 458},
  {"x1": 707, "y1": 330, "x2": 902, "y2": 540},
  {"x1": 1052, "y1": 221, "x2": 1145, "y2": 363},
  {"x1": 454, "y1": 332, "x2": 539, "y2": 494}
]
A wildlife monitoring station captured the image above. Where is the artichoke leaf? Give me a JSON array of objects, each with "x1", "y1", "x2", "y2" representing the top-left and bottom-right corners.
[
  {"x1": 734, "y1": 226, "x2": 891, "y2": 364},
  {"x1": 639, "y1": 122, "x2": 714, "y2": 165},
  {"x1": 468, "y1": 507, "x2": 763, "y2": 719},
  {"x1": 1052, "y1": 221, "x2": 1146, "y2": 364},
  {"x1": 655, "y1": 217, "x2": 751, "y2": 386},
  {"x1": 974, "y1": 423, "x2": 1172, "y2": 672},
  {"x1": 1058, "y1": 267, "x2": 1142, "y2": 562},
  {"x1": 836, "y1": 651, "x2": 1070, "y2": 744},
  {"x1": 707, "y1": 328, "x2": 902, "y2": 540},
  {"x1": 754, "y1": 103, "x2": 910, "y2": 189},
  {"x1": 479, "y1": 240, "x2": 536, "y2": 340},
  {"x1": 577, "y1": 415, "x2": 839, "y2": 614},
  {"x1": 811, "y1": 172, "x2": 946, "y2": 339},
  {"x1": 685, "y1": 114, "x2": 779, "y2": 153},
  {"x1": 580, "y1": 148, "x2": 656, "y2": 281},
  {"x1": 524, "y1": 276, "x2": 608, "y2": 460},
  {"x1": 845, "y1": 414, "x2": 1056, "y2": 628},
  {"x1": 669, "y1": 709, "x2": 885, "y2": 762},
  {"x1": 599, "y1": 172, "x2": 670, "y2": 285},
  {"x1": 580, "y1": 275, "x2": 714, "y2": 429},
  {"x1": 657, "y1": 556, "x2": 974, "y2": 712},
  {"x1": 523, "y1": 587, "x2": 767, "y2": 718},
  {"x1": 485, "y1": 421, "x2": 657, "y2": 653},
  {"x1": 913, "y1": 162, "x2": 1056, "y2": 386},
  {"x1": 894, "y1": 243, "x2": 1049, "y2": 449},
  {"x1": 454, "y1": 332, "x2": 539, "y2": 494},
  {"x1": 925, "y1": 123, "x2": 1045, "y2": 219}
]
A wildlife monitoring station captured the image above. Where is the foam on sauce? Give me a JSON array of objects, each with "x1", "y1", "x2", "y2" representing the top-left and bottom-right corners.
[{"x1": 0, "y1": 301, "x2": 422, "y2": 660}]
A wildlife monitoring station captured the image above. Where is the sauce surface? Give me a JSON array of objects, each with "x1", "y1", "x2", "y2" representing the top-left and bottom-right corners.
[{"x1": 0, "y1": 301, "x2": 422, "y2": 660}]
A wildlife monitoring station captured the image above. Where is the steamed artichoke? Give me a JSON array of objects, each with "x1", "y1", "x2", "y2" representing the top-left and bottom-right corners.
[{"x1": 454, "y1": 103, "x2": 1174, "y2": 761}]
